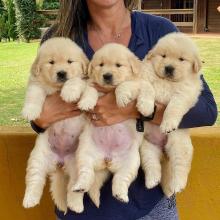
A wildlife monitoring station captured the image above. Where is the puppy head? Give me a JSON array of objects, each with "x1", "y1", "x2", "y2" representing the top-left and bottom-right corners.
[
  {"x1": 31, "y1": 37, "x2": 88, "y2": 87},
  {"x1": 145, "y1": 32, "x2": 202, "y2": 82},
  {"x1": 88, "y1": 43, "x2": 141, "y2": 88}
]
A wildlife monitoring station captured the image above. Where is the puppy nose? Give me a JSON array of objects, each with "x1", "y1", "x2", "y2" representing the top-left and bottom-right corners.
[
  {"x1": 57, "y1": 71, "x2": 67, "y2": 82},
  {"x1": 103, "y1": 73, "x2": 113, "y2": 84},
  {"x1": 164, "y1": 65, "x2": 174, "y2": 76}
]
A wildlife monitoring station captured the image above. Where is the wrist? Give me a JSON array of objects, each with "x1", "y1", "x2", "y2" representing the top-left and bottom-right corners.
[{"x1": 151, "y1": 102, "x2": 166, "y2": 125}]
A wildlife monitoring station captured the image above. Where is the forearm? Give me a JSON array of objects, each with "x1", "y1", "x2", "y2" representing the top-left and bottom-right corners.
[{"x1": 179, "y1": 76, "x2": 217, "y2": 128}]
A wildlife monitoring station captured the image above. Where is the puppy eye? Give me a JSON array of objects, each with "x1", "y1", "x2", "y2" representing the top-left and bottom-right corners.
[
  {"x1": 99, "y1": 63, "x2": 104, "y2": 67},
  {"x1": 179, "y1": 57, "x2": 185, "y2": 61},
  {"x1": 68, "y1": 60, "x2": 73, "y2": 64},
  {"x1": 116, "y1": 63, "x2": 122, "y2": 68},
  {"x1": 162, "y1": 55, "x2": 166, "y2": 58},
  {"x1": 49, "y1": 60, "x2": 55, "y2": 65}
]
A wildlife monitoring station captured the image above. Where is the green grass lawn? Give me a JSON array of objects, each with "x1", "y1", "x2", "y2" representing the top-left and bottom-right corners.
[{"x1": 0, "y1": 37, "x2": 219, "y2": 127}]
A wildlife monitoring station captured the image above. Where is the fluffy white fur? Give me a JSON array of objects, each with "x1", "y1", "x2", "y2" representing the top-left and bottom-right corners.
[
  {"x1": 72, "y1": 43, "x2": 147, "y2": 203},
  {"x1": 22, "y1": 37, "x2": 101, "y2": 213},
  {"x1": 139, "y1": 33, "x2": 203, "y2": 197}
]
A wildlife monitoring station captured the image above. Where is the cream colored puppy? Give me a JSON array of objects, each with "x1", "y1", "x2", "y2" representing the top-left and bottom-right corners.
[
  {"x1": 22, "y1": 37, "x2": 101, "y2": 213},
  {"x1": 139, "y1": 33, "x2": 203, "y2": 197},
  {"x1": 72, "y1": 43, "x2": 153, "y2": 203}
]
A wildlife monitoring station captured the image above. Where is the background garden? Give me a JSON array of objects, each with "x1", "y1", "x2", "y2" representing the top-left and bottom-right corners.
[{"x1": 0, "y1": 0, "x2": 219, "y2": 126}]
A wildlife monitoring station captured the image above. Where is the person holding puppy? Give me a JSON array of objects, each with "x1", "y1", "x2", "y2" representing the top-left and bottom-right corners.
[{"x1": 32, "y1": 0, "x2": 217, "y2": 220}]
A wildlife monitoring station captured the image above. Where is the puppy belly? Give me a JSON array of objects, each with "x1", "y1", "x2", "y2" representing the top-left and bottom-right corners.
[
  {"x1": 145, "y1": 123, "x2": 167, "y2": 148},
  {"x1": 92, "y1": 123, "x2": 133, "y2": 162}
]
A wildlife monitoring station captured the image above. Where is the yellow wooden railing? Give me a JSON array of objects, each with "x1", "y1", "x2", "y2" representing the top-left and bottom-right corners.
[{"x1": 0, "y1": 126, "x2": 219, "y2": 220}]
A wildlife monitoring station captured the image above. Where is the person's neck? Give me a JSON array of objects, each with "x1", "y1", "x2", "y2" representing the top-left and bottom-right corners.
[{"x1": 87, "y1": 2, "x2": 130, "y2": 35}]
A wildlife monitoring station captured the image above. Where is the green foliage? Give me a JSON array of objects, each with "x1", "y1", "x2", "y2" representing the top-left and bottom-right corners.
[
  {"x1": 4, "y1": 0, "x2": 18, "y2": 40},
  {"x1": 0, "y1": 0, "x2": 18, "y2": 41},
  {"x1": 41, "y1": 0, "x2": 59, "y2": 10},
  {"x1": 14, "y1": 0, "x2": 44, "y2": 42}
]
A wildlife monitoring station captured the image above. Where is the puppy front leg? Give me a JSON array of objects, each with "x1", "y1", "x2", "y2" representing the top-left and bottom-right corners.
[
  {"x1": 60, "y1": 77, "x2": 86, "y2": 103},
  {"x1": 22, "y1": 83, "x2": 46, "y2": 121},
  {"x1": 88, "y1": 170, "x2": 110, "y2": 208},
  {"x1": 161, "y1": 130, "x2": 193, "y2": 197},
  {"x1": 115, "y1": 80, "x2": 140, "y2": 107},
  {"x1": 23, "y1": 135, "x2": 51, "y2": 208},
  {"x1": 50, "y1": 169, "x2": 68, "y2": 213},
  {"x1": 140, "y1": 139, "x2": 162, "y2": 189},
  {"x1": 78, "y1": 84, "x2": 99, "y2": 111},
  {"x1": 112, "y1": 147, "x2": 140, "y2": 203},
  {"x1": 136, "y1": 81, "x2": 155, "y2": 117},
  {"x1": 160, "y1": 93, "x2": 198, "y2": 134}
]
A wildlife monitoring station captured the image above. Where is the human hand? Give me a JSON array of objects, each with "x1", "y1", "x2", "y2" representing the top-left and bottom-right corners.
[
  {"x1": 88, "y1": 85, "x2": 140, "y2": 126},
  {"x1": 34, "y1": 92, "x2": 81, "y2": 129}
]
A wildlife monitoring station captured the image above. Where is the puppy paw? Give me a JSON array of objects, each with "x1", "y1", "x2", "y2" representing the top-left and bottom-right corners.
[
  {"x1": 22, "y1": 105, "x2": 42, "y2": 121},
  {"x1": 162, "y1": 175, "x2": 187, "y2": 198},
  {"x1": 115, "y1": 85, "x2": 136, "y2": 107},
  {"x1": 23, "y1": 194, "x2": 40, "y2": 208},
  {"x1": 160, "y1": 119, "x2": 179, "y2": 134},
  {"x1": 145, "y1": 169, "x2": 161, "y2": 189},
  {"x1": 136, "y1": 100, "x2": 154, "y2": 117},
  {"x1": 113, "y1": 192, "x2": 129, "y2": 203},
  {"x1": 61, "y1": 85, "x2": 82, "y2": 103},
  {"x1": 72, "y1": 182, "x2": 90, "y2": 193},
  {"x1": 112, "y1": 185, "x2": 129, "y2": 203},
  {"x1": 67, "y1": 196, "x2": 84, "y2": 213},
  {"x1": 78, "y1": 98, "x2": 96, "y2": 111}
]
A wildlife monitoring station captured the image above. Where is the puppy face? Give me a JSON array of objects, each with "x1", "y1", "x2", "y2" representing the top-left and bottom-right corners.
[
  {"x1": 146, "y1": 33, "x2": 202, "y2": 82},
  {"x1": 88, "y1": 43, "x2": 141, "y2": 87},
  {"x1": 31, "y1": 37, "x2": 88, "y2": 87}
]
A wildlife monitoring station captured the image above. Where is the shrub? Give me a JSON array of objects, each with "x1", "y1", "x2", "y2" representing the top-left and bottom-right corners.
[
  {"x1": 14, "y1": 0, "x2": 44, "y2": 42},
  {"x1": 0, "y1": 0, "x2": 9, "y2": 41},
  {"x1": 41, "y1": 0, "x2": 59, "y2": 10},
  {"x1": 3, "y1": 0, "x2": 18, "y2": 40}
]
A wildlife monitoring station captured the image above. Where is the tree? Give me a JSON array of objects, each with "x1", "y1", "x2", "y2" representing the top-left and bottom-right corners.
[
  {"x1": 14, "y1": 0, "x2": 44, "y2": 42},
  {"x1": 3, "y1": 0, "x2": 18, "y2": 40}
]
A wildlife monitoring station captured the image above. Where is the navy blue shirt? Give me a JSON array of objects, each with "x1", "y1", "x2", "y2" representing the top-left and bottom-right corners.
[{"x1": 40, "y1": 12, "x2": 217, "y2": 220}]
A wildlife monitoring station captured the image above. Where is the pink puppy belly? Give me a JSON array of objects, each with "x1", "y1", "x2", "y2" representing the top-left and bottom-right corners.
[
  {"x1": 92, "y1": 123, "x2": 133, "y2": 156},
  {"x1": 145, "y1": 125, "x2": 167, "y2": 148}
]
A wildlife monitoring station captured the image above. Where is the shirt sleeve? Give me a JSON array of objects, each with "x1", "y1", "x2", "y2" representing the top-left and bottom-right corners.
[{"x1": 179, "y1": 75, "x2": 218, "y2": 128}]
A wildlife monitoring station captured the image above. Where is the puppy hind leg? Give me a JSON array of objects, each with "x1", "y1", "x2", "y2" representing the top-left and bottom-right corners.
[
  {"x1": 140, "y1": 139, "x2": 162, "y2": 189},
  {"x1": 88, "y1": 170, "x2": 110, "y2": 208},
  {"x1": 50, "y1": 169, "x2": 68, "y2": 213},
  {"x1": 112, "y1": 148, "x2": 140, "y2": 203},
  {"x1": 72, "y1": 157, "x2": 96, "y2": 193},
  {"x1": 23, "y1": 140, "x2": 50, "y2": 208},
  {"x1": 67, "y1": 173, "x2": 84, "y2": 213},
  {"x1": 162, "y1": 131, "x2": 193, "y2": 197}
]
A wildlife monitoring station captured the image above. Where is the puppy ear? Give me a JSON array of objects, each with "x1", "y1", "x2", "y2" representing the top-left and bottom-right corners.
[
  {"x1": 31, "y1": 55, "x2": 40, "y2": 77},
  {"x1": 130, "y1": 56, "x2": 142, "y2": 76},
  {"x1": 80, "y1": 53, "x2": 89, "y2": 75},
  {"x1": 145, "y1": 50, "x2": 154, "y2": 61},
  {"x1": 193, "y1": 55, "x2": 202, "y2": 73},
  {"x1": 87, "y1": 61, "x2": 93, "y2": 77}
]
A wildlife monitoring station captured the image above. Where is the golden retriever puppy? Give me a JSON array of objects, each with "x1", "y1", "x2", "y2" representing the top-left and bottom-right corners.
[
  {"x1": 72, "y1": 43, "x2": 154, "y2": 203},
  {"x1": 139, "y1": 32, "x2": 203, "y2": 197},
  {"x1": 22, "y1": 37, "x2": 101, "y2": 213}
]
